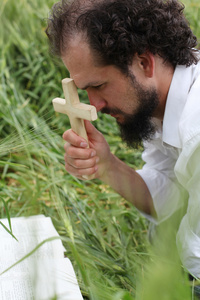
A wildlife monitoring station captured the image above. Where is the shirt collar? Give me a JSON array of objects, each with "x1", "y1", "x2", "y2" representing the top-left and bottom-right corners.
[{"x1": 162, "y1": 64, "x2": 194, "y2": 148}]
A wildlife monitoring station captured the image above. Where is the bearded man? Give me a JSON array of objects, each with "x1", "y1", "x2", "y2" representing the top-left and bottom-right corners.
[{"x1": 46, "y1": 0, "x2": 200, "y2": 287}]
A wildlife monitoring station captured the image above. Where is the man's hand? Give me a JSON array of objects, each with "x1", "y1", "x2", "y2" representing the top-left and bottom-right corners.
[
  {"x1": 63, "y1": 120, "x2": 154, "y2": 215},
  {"x1": 63, "y1": 120, "x2": 112, "y2": 180}
]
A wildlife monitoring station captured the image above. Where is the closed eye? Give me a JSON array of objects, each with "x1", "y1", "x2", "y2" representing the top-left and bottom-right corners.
[
  {"x1": 93, "y1": 83, "x2": 104, "y2": 90},
  {"x1": 80, "y1": 82, "x2": 106, "y2": 90}
]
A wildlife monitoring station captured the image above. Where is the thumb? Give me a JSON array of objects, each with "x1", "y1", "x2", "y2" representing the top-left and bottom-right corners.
[{"x1": 84, "y1": 120, "x2": 103, "y2": 143}]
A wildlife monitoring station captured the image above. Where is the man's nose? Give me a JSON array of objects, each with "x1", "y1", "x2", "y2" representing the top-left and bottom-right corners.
[{"x1": 87, "y1": 89, "x2": 106, "y2": 112}]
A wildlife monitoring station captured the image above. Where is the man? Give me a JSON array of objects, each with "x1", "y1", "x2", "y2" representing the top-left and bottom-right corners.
[{"x1": 46, "y1": 0, "x2": 200, "y2": 282}]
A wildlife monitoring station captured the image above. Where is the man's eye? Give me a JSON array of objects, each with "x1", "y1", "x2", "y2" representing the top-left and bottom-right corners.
[{"x1": 94, "y1": 84, "x2": 104, "y2": 89}]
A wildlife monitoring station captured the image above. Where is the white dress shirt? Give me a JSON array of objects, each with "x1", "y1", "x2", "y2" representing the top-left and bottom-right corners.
[{"x1": 137, "y1": 58, "x2": 200, "y2": 277}]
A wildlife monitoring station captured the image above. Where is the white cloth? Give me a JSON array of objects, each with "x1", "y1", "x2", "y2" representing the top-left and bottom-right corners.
[{"x1": 137, "y1": 58, "x2": 200, "y2": 277}]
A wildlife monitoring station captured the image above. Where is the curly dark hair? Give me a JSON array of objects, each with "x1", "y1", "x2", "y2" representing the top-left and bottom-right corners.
[{"x1": 46, "y1": 0, "x2": 199, "y2": 74}]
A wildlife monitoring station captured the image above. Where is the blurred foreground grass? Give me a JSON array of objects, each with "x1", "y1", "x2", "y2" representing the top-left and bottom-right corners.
[{"x1": 0, "y1": 0, "x2": 200, "y2": 299}]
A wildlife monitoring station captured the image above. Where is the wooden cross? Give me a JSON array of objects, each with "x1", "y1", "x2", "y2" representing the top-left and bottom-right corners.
[
  {"x1": 52, "y1": 78, "x2": 97, "y2": 142},
  {"x1": 52, "y1": 78, "x2": 98, "y2": 180}
]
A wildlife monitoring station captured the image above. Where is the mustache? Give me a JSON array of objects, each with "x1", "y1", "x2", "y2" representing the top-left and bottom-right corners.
[{"x1": 101, "y1": 107, "x2": 120, "y2": 114}]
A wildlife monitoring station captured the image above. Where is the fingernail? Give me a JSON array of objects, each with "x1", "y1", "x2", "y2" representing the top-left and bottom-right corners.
[
  {"x1": 91, "y1": 151, "x2": 96, "y2": 157},
  {"x1": 80, "y1": 142, "x2": 88, "y2": 148},
  {"x1": 96, "y1": 157, "x2": 100, "y2": 163}
]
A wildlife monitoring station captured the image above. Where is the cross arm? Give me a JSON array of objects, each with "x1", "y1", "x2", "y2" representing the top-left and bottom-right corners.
[{"x1": 52, "y1": 98, "x2": 97, "y2": 121}]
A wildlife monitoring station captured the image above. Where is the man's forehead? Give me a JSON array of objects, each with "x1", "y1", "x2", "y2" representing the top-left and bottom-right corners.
[
  {"x1": 61, "y1": 32, "x2": 87, "y2": 54},
  {"x1": 62, "y1": 34, "x2": 103, "y2": 71},
  {"x1": 61, "y1": 37, "x2": 103, "y2": 87}
]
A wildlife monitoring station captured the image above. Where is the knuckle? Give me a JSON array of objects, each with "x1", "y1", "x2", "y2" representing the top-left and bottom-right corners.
[
  {"x1": 86, "y1": 149, "x2": 94, "y2": 159},
  {"x1": 63, "y1": 130, "x2": 70, "y2": 141},
  {"x1": 64, "y1": 153, "x2": 68, "y2": 162},
  {"x1": 64, "y1": 142, "x2": 69, "y2": 151},
  {"x1": 77, "y1": 169, "x2": 83, "y2": 176},
  {"x1": 67, "y1": 147, "x2": 75, "y2": 157},
  {"x1": 74, "y1": 159, "x2": 82, "y2": 168},
  {"x1": 65, "y1": 162, "x2": 70, "y2": 172}
]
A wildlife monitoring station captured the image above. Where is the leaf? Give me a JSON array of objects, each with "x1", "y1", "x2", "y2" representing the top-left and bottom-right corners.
[
  {"x1": 0, "y1": 160, "x2": 28, "y2": 168},
  {"x1": 0, "y1": 221, "x2": 18, "y2": 241},
  {"x1": 0, "y1": 236, "x2": 61, "y2": 276},
  {"x1": 0, "y1": 196, "x2": 18, "y2": 241}
]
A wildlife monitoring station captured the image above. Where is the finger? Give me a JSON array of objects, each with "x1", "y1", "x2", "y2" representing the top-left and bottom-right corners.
[
  {"x1": 64, "y1": 143, "x2": 97, "y2": 159},
  {"x1": 65, "y1": 155, "x2": 99, "y2": 170},
  {"x1": 63, "y1": 129, "x2": 88, "y2": 148},
  {"x1": 74, "y1": 174, "x2": 96, "y2": 181},
  {"x1": 70, "y1": 174, "x2": 94, "y2": 181},
  {"x1": 84, "y1": 120, "x2": 104, "y2": 142},
  {"x1": 84, "y1": 120, "x2": 97, "y2": 135},
  {"x1": 64, "y1": 161, "x2": 98, "y2": 177}
]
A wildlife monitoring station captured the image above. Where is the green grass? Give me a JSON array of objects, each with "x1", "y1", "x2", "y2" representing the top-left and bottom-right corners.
[{"x1": 0, "y1": 0, "x2": 200, "y2": 299}]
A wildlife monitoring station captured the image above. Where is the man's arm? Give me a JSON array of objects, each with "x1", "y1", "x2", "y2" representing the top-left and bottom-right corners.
[
  {"x1": 63, "y1": 121, "x2": 155, "y2": 216},
  {"x1": 99, "y1": 153, "x2": 155, "y2": 215}
]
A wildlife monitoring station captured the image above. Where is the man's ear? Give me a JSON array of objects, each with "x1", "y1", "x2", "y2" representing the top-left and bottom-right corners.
[{"x1": 133, "y1": 52, "x2": 155, "y2": 78}]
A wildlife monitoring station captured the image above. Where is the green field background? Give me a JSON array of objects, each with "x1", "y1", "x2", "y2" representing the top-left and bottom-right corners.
[{"x1": 0, "y1": 0, "x2": 200, "y2": 299}]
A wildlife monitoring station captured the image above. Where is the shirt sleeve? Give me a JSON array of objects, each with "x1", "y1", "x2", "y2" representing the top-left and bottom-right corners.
[
  {"x1": 175, "y1": 135, "x2": 200, "y2": 278},
  {"x1": 136, "y1": 139, "x2": 188, "y2": 223}
]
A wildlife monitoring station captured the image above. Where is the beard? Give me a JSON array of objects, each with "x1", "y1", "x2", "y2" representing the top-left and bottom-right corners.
[{"x1": 101, "y1": 75, "x2": 159, "y2": 149}]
